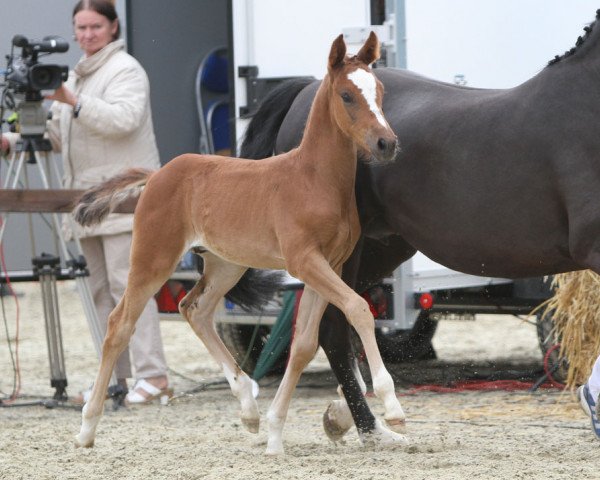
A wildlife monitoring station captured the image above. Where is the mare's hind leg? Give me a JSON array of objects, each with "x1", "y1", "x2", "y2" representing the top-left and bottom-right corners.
[
  {"x1": 322, "y1": 335, "x2": 368, "y2": 441},
  {"x1": 75, "y1": 242, "x2": 184, "y2": 448},
  {"x1": 178, "y1": 252, "x2": 260, "y2": 433},
  {"x1": 266, "y1": 286, "x2": 326, "y2": 454},
  {"x1": 295, "y1": 254, "x2": 408, "y2": 447}
]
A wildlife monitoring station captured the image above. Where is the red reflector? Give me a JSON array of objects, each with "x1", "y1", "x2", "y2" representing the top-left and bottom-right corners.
[{"x1": 419, "y1": 292, "x2": 434, "y2": 310}]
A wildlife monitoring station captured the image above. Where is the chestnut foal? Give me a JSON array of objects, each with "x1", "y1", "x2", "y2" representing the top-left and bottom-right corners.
[{"x1": 73, "y1": 32, "x2": 407, "y2": 454}]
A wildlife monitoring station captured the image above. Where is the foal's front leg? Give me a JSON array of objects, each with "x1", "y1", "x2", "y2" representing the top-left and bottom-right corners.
[
  {"x1": 266, "y1": 287, "x2": 326, "y2": 454},
  {"x1": 179, "y1": 255, "x2": 260, "y2": 433},
  {"x1": 299, "y1": 255, "x2": 408, "y2": 446},
  {"x1": 321, "y1": 236, "x2": 416, "y2": 441}
]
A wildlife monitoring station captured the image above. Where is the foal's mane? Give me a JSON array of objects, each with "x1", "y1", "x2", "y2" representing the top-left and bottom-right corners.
[{"x1": 547, "y1": 9, "x2": 600, "y2": 66}]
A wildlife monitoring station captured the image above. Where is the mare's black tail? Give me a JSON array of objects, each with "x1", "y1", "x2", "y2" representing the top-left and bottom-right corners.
[
  {"x1": 225, "y1": 269, "x2": 287, "y2": 312},
  {"x1": 240, "y1": 77, "x2": 315, "y2": 159},
  {"x1": 224, "y1": 77, "x2": 313, "y2": 310}
]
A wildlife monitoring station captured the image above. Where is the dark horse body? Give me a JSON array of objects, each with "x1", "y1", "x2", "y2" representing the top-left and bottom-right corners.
[{"x1": 241, "y1": 12, "x2": 600, "y2": 442}]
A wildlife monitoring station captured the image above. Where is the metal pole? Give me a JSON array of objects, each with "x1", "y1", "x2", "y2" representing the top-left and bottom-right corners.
[{"x1": 386, "y1": 0, "x2": 407, "y2": 69}]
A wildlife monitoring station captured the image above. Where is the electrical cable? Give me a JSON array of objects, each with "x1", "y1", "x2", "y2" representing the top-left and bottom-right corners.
[
  {"x1": 400, "y1": 379, "x2": 560, "y2": 395},
  {"x1": 542, "y1": 343, "x2": 566, "y2": 389},
  {"x1": 0, "y1": 239, "x2": 21, "y2": 405}
]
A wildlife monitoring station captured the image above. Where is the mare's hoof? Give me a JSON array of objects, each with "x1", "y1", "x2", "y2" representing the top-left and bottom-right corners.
[
  {"x1": 242, "y1": 417, "x2": 260, "y2": 434},
  {"x1": 322, "y1": 404, "x2": 351, "y2": 442},
  {"x1": 385, "y1": 417, "x2": 406, "y2": 434},
  {"x1": 74, "y1": 434, "x2": 94, "y2": 449},
  {"x1": 359, "y1": 419, "x2": 409, "y2": 448}
]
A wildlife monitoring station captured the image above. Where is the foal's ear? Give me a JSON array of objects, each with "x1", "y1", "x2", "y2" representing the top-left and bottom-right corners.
[
  {"x1": 356, "y1": 31, "x2": 380, "y2": 66},
  {"x1": 328, "y1": 34, "x2": 347, "y2": 71}
]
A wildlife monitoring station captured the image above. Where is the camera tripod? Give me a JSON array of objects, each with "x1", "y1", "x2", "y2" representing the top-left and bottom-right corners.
[{"x1": 0, "y1": 134, "x2": 126, "y2": 408}]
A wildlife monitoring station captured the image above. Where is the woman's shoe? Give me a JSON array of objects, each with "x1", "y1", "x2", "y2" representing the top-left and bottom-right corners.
[
  {"x1": 125, "y1": 379, "x2": 173, "y2": 406},
  {"x1": 577, "y1": 384, "x2": 600, "y2": 440}
]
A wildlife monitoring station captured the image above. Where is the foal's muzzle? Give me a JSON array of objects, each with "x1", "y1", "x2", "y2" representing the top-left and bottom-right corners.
[{"x1": 369, "y1": 134, "x2": 398, "y2": 163}]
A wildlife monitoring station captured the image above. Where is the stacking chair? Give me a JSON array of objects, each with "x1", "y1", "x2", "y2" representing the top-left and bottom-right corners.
[{"x1": 195, "y1": 47, "x2": 230, "y2": 155}]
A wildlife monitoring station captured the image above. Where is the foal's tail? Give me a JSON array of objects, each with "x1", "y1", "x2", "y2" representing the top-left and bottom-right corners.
[
  {"x1": 73, "y1": 168, "x2": 153, "y2": 226},
  {"x1": 240, "y1": 77, "x2": 315, "y2": 159}
]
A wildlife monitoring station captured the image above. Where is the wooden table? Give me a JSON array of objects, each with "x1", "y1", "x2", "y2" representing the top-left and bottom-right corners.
[{"x1": 0, "y1": 189, "x2": 137, "y2": 213}]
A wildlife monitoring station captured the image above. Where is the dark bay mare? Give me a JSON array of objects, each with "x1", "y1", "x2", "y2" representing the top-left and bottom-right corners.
[{"x1": 240, "y1": 10, "x2": 600, "y2": 444}]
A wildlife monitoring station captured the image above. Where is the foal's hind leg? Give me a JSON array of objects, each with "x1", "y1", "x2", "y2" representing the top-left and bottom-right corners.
[
  {"x1": 75, "y1": 256, "x2": 181, "y2": 447},
  {"x1": 75, "y1": 208, "x2": 187, "y2": 448},
  {"x1": 178, "y1": 252, "x2": 260, "y2": 433}
]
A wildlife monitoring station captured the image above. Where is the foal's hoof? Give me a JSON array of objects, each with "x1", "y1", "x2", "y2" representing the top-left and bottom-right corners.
[
  {"x1": 265, "y1": 441, "x2": 285, "y2": 455},
  {"x1": 322, "y1": 403, "x2": 351, "y2": 442},
  {"x1": 385, "y1": 417, "x2": 407, "y2": 434},
  {"x1": 242, "y1": 417, "x2": 260, "y2": 434},
  {"x1": 359, "y1": 419, "x2": 409, "y2": 448},
  {"x1": 74, "y1": 434, "x2": 94, "y2": 449}
]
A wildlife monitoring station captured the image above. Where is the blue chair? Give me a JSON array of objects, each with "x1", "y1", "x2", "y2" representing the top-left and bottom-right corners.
[{"x1": 195, "y1": 47, "x2": 230, "y2": 154}]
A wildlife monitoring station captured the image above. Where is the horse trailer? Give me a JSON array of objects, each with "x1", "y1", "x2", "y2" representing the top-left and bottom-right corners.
[
  {"x1": 155, "y1": 0, "x2": 597, "y2": 377},
  {"x1": 2, "y1": 1, "x2": 596, "y2": 378}
]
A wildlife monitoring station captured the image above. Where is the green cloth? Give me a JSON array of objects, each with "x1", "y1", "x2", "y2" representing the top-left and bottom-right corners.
[{"x1": 252, "y1": 290, "x2": 296, "y2": 380}]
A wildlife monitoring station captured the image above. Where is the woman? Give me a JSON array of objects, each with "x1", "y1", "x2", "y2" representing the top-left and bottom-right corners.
[{"x1": 4, "y1": 0, "x2": 171, "y2": 404}]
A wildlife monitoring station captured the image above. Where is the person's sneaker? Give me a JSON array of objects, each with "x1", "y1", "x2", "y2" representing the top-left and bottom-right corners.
[{"x1": 577, "y1": 384, "x2": 600, "y2": 439}]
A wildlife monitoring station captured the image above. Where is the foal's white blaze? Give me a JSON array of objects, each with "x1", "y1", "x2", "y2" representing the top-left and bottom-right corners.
[{"x1": 347, "y1": 68, "x2": 387, "y2": 127}]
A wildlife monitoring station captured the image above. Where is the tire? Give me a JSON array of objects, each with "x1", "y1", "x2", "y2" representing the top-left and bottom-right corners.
[
  {"x1": 216, "y1": 322, "x2": 288, "y2": 376},
  {"x1": 535, "y1": 310, "x2": 568, "y2": 384},
  {"x1": 374, "y1": 311, "x2": 438, "y2": 363}
]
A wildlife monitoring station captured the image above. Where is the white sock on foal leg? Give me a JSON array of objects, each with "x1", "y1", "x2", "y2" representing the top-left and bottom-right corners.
[
  {"x1": 372, "y1": 366, "x2": 406, "y2": 431},
  {"x1": 223, "y1": 364, "x2": 260, "y2": 433},
  {"x1": 265, "y1": 409, "x2": 285, "y2": 455},
  {"x1": 74, "y1": 403, "x2": 101, "y2": 448}
]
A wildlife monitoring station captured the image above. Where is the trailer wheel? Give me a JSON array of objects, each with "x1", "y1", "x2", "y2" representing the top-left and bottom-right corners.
[
  {"x1": 535, "y1": 310, "x2": 568, "y2": 384},
  {"x1": 374, "y1": 311, "x2": 438, "y2": 363},
  {"x1": 216, "y1": 323, "x2": 288, "y2": 376}
]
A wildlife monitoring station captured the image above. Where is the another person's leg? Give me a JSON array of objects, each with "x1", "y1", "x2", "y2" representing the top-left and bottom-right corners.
[
  {"x1": 588, "y1": 355, "x2": 600, "y2": 403},
  {"x1": 80, "y1": 236, "x2": 132, "y2": 381},
  {"x1": 578, "y1": 354, "x2": 600, "y2": 439},
  {"x1": 102, "y1": 232, "x2": 170, "y2": 402}
]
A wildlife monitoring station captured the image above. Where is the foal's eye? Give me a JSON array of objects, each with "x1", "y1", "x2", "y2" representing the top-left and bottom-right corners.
[{"x1": 341, "y1": 92, "x2": 353, "y2": 104}]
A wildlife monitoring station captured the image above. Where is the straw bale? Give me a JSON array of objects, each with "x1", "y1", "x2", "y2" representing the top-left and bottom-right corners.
[{"x1": 537, "y1": 270, "x2": 600, "y2": 389}]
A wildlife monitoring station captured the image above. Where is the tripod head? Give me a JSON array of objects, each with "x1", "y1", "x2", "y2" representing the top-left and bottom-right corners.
[{"x1": 13, "y1": 98, "x2": 48, "y2": 138}]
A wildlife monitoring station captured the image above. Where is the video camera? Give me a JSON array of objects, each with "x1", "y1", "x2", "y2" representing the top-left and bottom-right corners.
[
  {"x1": 2, "y1": 34, "x2": 69, "y2": 137},
  {"x1": 6, "y1": 35, "x2": 69, "y2": 96}
]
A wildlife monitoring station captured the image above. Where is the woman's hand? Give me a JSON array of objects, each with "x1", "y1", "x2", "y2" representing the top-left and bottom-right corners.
[
  {"x1": 0, "y1": 136, "x2": 9, "y2": 156},
  {"x1": 46, "y1": 84, "x2": 78, "y2": 107}
]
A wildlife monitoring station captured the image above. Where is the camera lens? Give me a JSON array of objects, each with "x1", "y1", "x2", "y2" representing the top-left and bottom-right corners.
[
  {"x1": 33, "y1": 67, "x2": 52, "y2": 87},
  {"x1": 30, "y1": 65, "x2": 63, "y2": 90}
]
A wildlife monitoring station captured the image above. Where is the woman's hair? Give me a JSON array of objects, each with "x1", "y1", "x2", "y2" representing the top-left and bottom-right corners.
[{"x1": 72, "y1": 0, "x2": 121, "y2": 40}]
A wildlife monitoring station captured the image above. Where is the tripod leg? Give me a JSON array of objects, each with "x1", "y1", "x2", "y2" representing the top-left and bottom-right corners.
[
  {"x1": 33, "y1": 152, "x2": 123, "y2": 401},
  {"x1": 0, "y1": 151, "x2": 28, "y2": 244},
  {"x1": 35, "y1": 255, "x2": 68, "y2": 401},
  {"x1": 2, "y1": 149, "x2": 27, "y2": 189}
]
